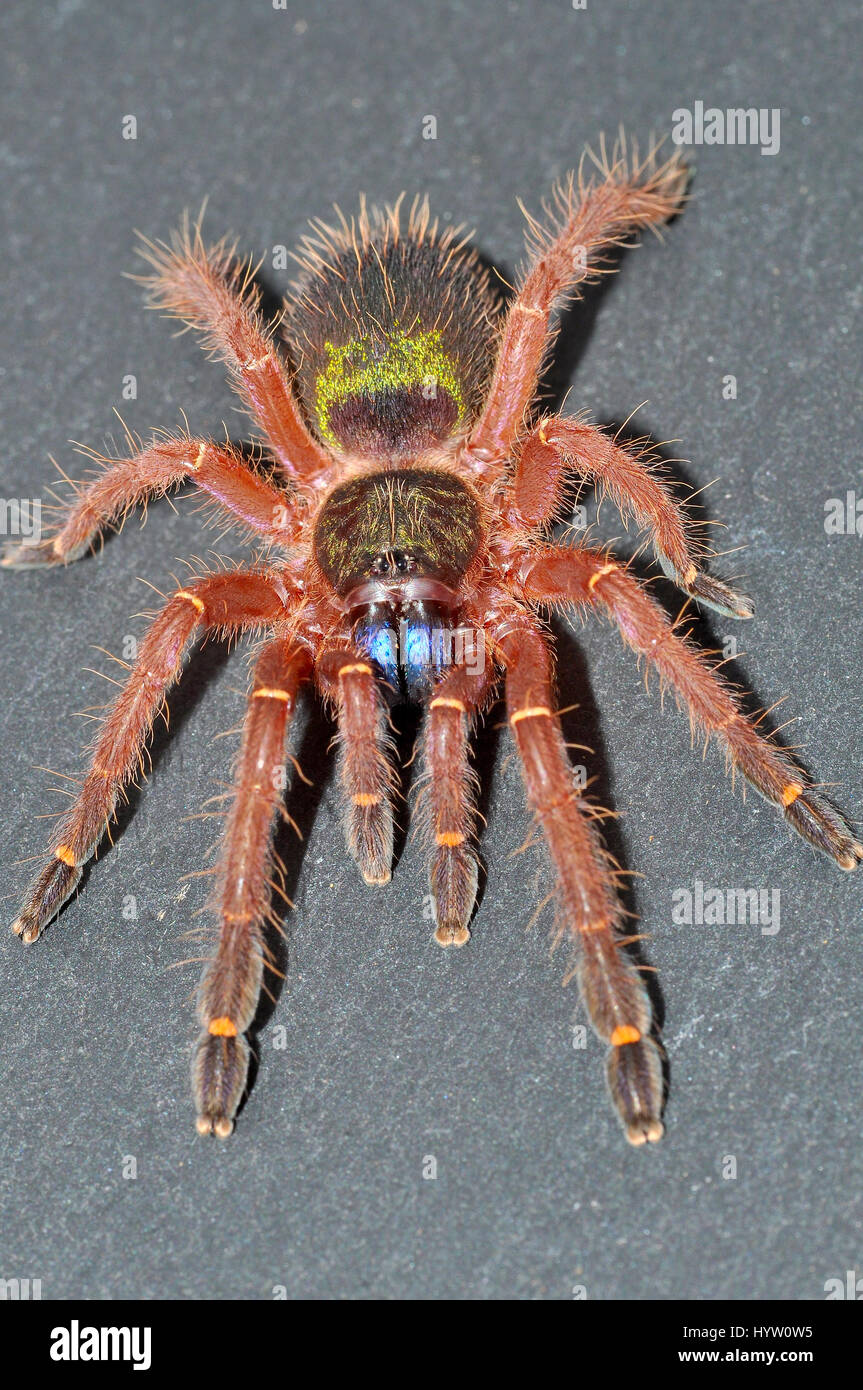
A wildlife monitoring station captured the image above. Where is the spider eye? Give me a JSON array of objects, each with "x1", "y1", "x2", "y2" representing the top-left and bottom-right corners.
[{"x1": 369, "y1": 549, "x2": 412, "y2": 576}]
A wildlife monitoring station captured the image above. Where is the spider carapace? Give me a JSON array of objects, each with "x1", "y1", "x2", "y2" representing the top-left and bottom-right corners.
[
  {"x1": 5, "y1": 141, "x2": 860, "y2": 1144},
  {"x1": 314, "y1": 469, "x2": 482, "y2": 703}
]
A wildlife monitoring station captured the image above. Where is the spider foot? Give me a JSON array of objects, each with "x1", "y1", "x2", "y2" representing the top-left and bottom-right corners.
[
  {"x1": 624, "y1": 1116, "x2": 665, "y2": 1146},
  {"x1": 192, "y1": 1031, "x2": 250, "y2": 1139},
  {"x1": 783, "y1": 790, "x2": 863, "y2": 871},
  {"x1": 434, "y1": 922, "x2": 471, "y2": 947},
  {"x1": 429, "y1": 851, "x2": 477, "y2": 949},
  {"x1": 659, "y1": 556, "x2": 754, "y2": 620},
  {"x1": 685, "y1": 571, "x2": 754, "y2": 620},
  {"x1": 838, "y1": 844, "x2": 863, "y2": 871},
  {"x1": 349, "y1": 802, "x2": 394, "y2": 887},
  {"x1": 11, "y1": 854, "x2": 82, "y2": 944},
  {"x1": 1, "y1": 537, "x2": 64, "y2": 569},
  {"x1": 606, "y1": 1034, "x2": 665, "y2": 1146},
  {"x1": 361, "y1": 867, "x2": 392, "y2": 886}
]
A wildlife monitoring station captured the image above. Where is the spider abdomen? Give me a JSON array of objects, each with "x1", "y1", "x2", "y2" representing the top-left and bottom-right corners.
[{"x1": 286, "y1": 204, "x2": 500, "y2": 458}]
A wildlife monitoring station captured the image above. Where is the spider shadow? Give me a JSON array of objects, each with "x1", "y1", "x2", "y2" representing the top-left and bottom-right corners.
[
  {"x1": 388, "y1": 690, "x2": 503, "y2": 918},
  {"x1": 241, "y1": 694, "x2": 333, "y2": 1109},
  {"x1": 548, "y1": 397, "x2": 789, "y2": 1114},
  {"x1": 531, "y1": 249, "x2": 675, "y2": 1054},
  {"x1": 542, "y1": 264, "x2": 625, "y2": 415},
  {"x1": 552, "y1": 619, "x2": 667, "y2": 1042},
  {"x1": 598, "y1": 406, "x2": 774, "y2": 736},
  {"x1": 239, "y1": 685, "x2": 493, "y2": 1115},
  {"x1": 550, "y1": 410, "x2": 731, "y2": 1103},
  {"x1": 497, "y1": 246, "x2": 704, "y2": 1099},
  {"x1": 78, "y1": 637, "x2": 337, "y2": 1123},
  {"x1": 71, "y1": 633, "x2": 236, "y2": 912}
]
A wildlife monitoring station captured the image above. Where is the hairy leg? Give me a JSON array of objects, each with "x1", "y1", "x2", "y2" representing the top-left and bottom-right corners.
[
  {"x1": 510, "y1": 414, "x2": 752, "y2": 618},
  {"x1": 134, "y1": 213, "x2": 332, "y2": 487},
  {"x1": 1, "y1": 436, "x2": 302, "y2": 568},
  {"x1": 498, "y1": 620, "x2": 663, "y2": 1144},
  {"x1": 464, "y1": 142, "x2": 688, "y2": 476},
  {"x1": 316, "y1": 645, "x2": 397, "y2": 886},
  {"x1": 523, "y1": 545, "x2": 862, "y2": 869},
  {"x1": 10, "y1": 569, "x2": 298, "y2": 943},
  {"x1": 194, "y1": 636, "x2": 313, "y2": 1137},
  {"x1": 419, "y1": 642, "x2": 495, "y2": 946}
]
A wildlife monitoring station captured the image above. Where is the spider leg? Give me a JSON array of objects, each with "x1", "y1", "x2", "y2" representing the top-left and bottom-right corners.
[
  {"x1": 418, "y1": 644, "x2": 496, "y2": 946},
  {"x1": 10, "y1": 568, "x2": 298, "y2": 944},
  {"x1": 134, "y1": 216, "x2": 332, "y2": 487},
  {"x1": 522, "y1": 544, "x2": 863, "y2": 869},
  {"x1": 1, "y1": 437, "x2": 302, "y2": 568},
  {"x1": 497, "y1": 620, "x2": 663, "y2": 1145},
  {"x1": 510, "y1": 415, "x2": 753, "y2": 619},
  {"x1": 464, "y1": 140, "x2": 688, "y2": 477},
  {"x1": 316, "y1": 645, "x2": 397, "y2": 887},
  {"x1": 194, "y1": 635, "x2": 313, "y2": 1138}
]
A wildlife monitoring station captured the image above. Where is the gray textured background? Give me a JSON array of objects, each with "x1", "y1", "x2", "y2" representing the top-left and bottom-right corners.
[{"x1": 1, "y1": 0, "x2": 860, "y2": 1300}]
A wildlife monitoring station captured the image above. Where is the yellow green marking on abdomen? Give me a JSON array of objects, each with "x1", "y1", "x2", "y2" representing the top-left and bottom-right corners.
[{"x1": 314, "y1": 327, "x2": 466, "y2": 453}]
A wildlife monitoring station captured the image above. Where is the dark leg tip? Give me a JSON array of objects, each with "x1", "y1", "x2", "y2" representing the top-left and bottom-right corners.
[
  {"x1": 10, "y1": 856, "x2": 82, "y2": 944},
  {"x1": 688, "y1": 571, "x2": 754, "y2": 620},
  {"x1": 1, "y1": 538, "x2": 62, "y2": 569},
  {"x1": 192, "y1": 1031, "x2": 249, "y2": 1139},
  {"x1": 607, "y1": 1035, "x2": 665, "y2": 1148},
  {"x1": 785, "y1": 791, "x2": 863, "y2": 871},
  {"x1": 659, "y1": 554, "x2": 754, "y2": 619}
]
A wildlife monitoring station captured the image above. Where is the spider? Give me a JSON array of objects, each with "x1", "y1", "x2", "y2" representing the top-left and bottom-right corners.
[{"x1": 5, "y1": 139, "x2": 860, "y2": 1145}]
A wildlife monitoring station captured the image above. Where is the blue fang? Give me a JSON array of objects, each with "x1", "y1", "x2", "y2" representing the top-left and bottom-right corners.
[{"x1": 353, "y1": 602, "x2": 453, "y2": 704}]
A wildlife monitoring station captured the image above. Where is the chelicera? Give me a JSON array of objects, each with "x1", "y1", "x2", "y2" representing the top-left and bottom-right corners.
[{"x1": 5, "y1": 140, "x2": 859, "y2": 1142}]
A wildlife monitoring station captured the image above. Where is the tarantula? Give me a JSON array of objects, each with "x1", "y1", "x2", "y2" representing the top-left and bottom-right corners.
[{"x1": 5, "y1": 141, "x2": 860, "y2": 1144}]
